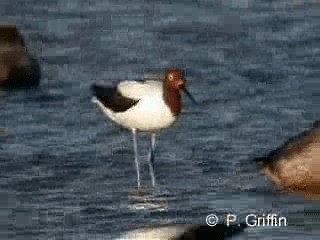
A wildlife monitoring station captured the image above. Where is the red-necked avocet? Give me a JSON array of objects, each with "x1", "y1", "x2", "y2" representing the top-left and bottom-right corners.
[
  {"x1": 91, "y1": 69, "x2": 196, "y2": 188},
  {"x1": 255, "y1": 120, "x2": 320, "y2": 200}
]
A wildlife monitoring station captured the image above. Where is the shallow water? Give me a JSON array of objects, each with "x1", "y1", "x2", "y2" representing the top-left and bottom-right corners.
[{"x1": 1, "y1": 0, "x2": 320, "y2": 239}]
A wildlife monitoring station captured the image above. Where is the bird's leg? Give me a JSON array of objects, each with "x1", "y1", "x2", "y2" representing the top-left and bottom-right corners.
[
  {"x1": 132, "y1": 128, "x2": 141, "y2": 188},
  {"x1": 147, "y1": 133, "x2": 157, "y2": 187}
]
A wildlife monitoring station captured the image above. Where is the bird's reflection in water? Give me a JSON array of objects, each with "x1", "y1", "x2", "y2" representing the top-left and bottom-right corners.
[{"x1": 128, "y1": 188, "x2": 172, "y2": 211}]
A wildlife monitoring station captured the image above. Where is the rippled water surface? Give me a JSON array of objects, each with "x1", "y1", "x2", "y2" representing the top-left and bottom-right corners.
[{"x1": 1, "y1": 0, "x2": 320, "y2": 239}]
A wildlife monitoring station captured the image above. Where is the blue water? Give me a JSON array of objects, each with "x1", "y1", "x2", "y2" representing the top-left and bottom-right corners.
[{"x1": 1, "y1": 0, "x2": 320, "y2": 239}]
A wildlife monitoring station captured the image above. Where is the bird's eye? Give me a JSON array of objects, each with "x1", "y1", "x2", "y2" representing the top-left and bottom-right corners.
[{"x1": 168, "y1": 74, "x2": 174, "y2": 81}]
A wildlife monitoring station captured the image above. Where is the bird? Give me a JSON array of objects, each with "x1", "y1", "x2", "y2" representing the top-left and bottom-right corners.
[
  {"x1": 254, "y1": 120, "x2": 320, "y2": 200},
  {"x1": 91, "y1": 69, "x2": 196, "y2": 188},
  {"x1": 114, "y1": 223, "x2": 247, "y2": 240},
  {"x1": 0, "y1": 25, "x2": 40, "y2": 89}
]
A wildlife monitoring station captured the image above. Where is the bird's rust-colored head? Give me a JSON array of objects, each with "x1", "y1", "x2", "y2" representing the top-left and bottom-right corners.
[
  {"x1": 164, "y1": 69, "x2": 186, "y2": 89},
  {"x1": 163, "y1": 69, "x2": 196, "y2": 116},
  {"x1": 164, "y1": 69, "x2": 196, "y2": 103}
]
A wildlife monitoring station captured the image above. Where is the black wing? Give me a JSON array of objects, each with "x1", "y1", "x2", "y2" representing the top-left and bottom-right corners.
[
  {"x1": 91, "y1": 84, "x2": 139, "y2": 112},
  {"x1": 175, "y1": 223, "x2": 246, "y2": 240}
]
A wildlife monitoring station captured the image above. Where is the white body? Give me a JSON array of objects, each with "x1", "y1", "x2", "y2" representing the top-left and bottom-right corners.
[{"x1": 93, "y1": 80, "x2": 177, "y2": 132}]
